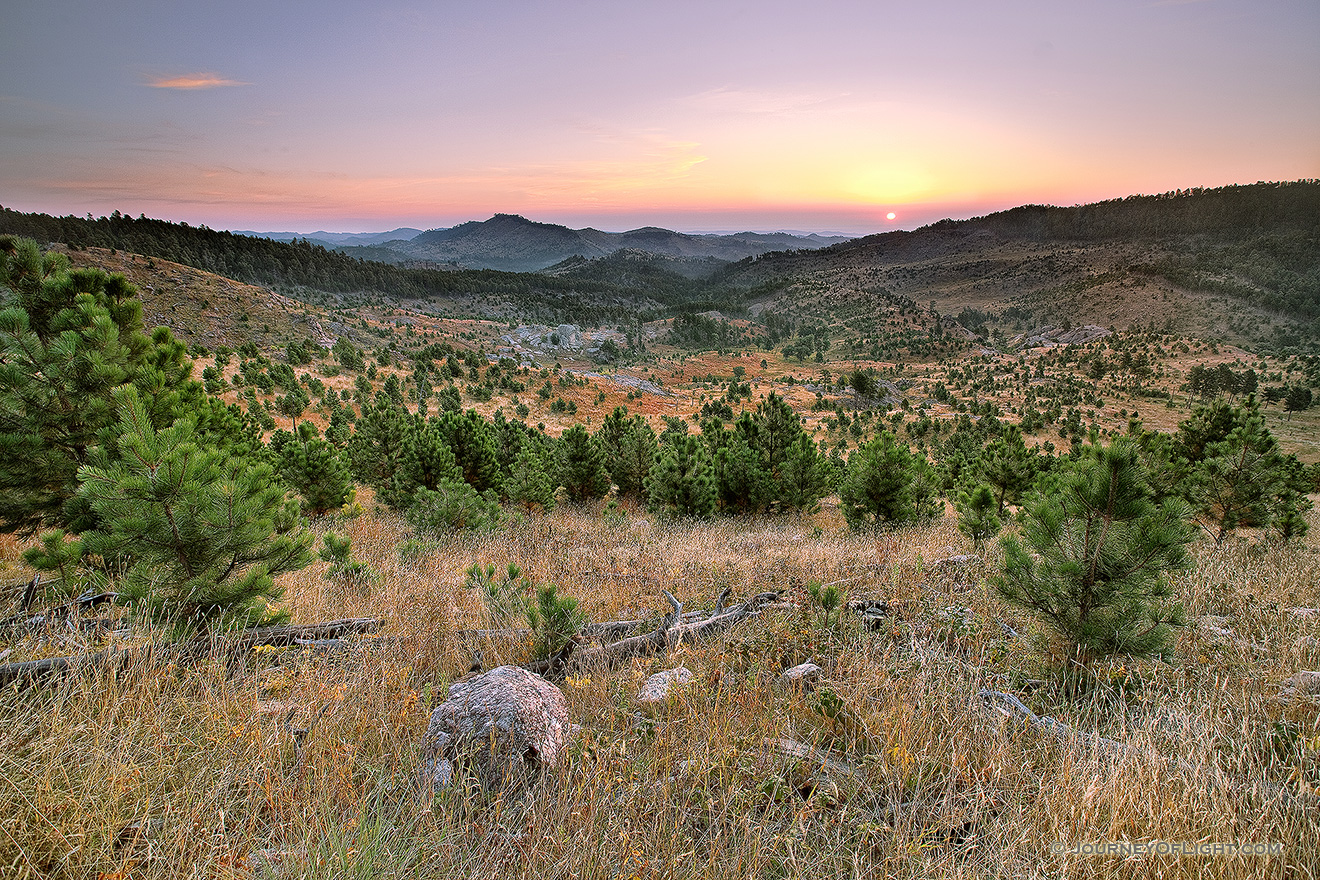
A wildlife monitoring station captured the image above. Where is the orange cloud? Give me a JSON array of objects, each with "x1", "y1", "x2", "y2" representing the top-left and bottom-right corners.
[{"x1": 146, "y1": 73, "x2": 250, "y2": 90}]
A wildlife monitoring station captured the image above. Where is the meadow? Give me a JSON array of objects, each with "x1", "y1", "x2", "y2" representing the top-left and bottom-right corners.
[{"x1": 2, "y1": 499, "x2": 1317, "y2": 879}]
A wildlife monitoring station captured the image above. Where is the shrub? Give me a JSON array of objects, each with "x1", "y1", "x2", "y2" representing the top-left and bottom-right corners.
[
  {"x1": 526, "y1": 582, "x2": 587, "y2": 660},
  {"x1": 996, "y1": 439, "x2": 1193, "y2": 666},
  {"x1": 405, "y1": 479, "x2": 502, "y2": 534}
]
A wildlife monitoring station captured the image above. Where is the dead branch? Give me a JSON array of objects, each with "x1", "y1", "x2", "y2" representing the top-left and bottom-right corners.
[
  {"x1": 978, "y1": 688, "x2": 1127, "y2": 759},
  {"x1": 0, "y1": 591, "x2": 118, "y2": 636},
  {"x1": 567, "y1": 590, "x2": 780, "y2": 671},
  {"x1": 0, "y1": 617, "x2": 385, "y2": 691}
]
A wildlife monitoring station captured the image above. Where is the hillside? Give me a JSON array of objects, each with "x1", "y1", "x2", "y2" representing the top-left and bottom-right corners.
[{"x1": 715, "y1": 182, "x2": 1320, "y2": 353}]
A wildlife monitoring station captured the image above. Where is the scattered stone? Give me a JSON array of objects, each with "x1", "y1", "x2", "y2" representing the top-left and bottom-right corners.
[
  {"x1": 779, "y1": 662, "x2": 823, "y2": 692},
  {"x1": 932, "y1": 554, "x2": 980, "y2": 568},
  {"x1": 420, "y1": 665, "x2": 570, "y2": 793},
  {"x1": 1281, "y1": 670, "x2": 1320, "y2": 696},
  {"x1": 636, "y1": 667, "x2": 693, "y2": 714}
]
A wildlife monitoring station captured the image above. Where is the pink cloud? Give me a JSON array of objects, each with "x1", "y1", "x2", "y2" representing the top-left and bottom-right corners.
[{"x1": 145, "y1": 73, "x2": 250, "y2": 90}]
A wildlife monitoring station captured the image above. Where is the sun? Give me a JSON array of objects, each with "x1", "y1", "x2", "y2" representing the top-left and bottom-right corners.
[{"x1": 886, "y1": 212, "x2": 897, "y2": 221}]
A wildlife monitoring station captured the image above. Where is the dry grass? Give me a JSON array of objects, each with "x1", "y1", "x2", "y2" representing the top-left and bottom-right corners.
[{"x1": 2, "y1": 506, "x2": 1318, "y2": 879}]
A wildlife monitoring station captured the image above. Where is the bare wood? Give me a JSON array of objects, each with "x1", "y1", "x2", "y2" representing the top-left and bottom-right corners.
[
  {"x1": 567, "y1": 590, "x2": 780, "y2": 670},
  {"x1": 0, "y1": 617, "x2": 386, "y2": 691},
  {"x1": 0, "y1": 591, "x2": 118, "y2": 635}
]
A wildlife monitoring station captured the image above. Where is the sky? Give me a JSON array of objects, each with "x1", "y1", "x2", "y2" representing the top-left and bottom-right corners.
[{"x1": 1, "y1": 1, "x2": 1317, "y2": 236}]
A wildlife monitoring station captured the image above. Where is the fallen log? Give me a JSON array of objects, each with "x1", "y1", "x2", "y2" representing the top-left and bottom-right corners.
[
  {"x1": 978, "y1": 688, "x2": 1127, "y2": 759},
  {"x1": 0, "y1": 617, "x2": 385, "y2": 691},
  {"x1": 0, "y1": 591, "x2": 118, "y2": 636},
  {"x1": 567, "y1": 590, "x2": 781, "y2": 670}
]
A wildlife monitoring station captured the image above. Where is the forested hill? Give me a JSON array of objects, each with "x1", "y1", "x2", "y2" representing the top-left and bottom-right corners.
[
  {"x1": 929, "y1": 180, "x2": 1319, "y2": 242},
  {"x1": 0, "y1": 206, "x2": 623, "y2": 305},
  {"x1": 714, "y1": 181, "x2": 1320, "y2": 349}
]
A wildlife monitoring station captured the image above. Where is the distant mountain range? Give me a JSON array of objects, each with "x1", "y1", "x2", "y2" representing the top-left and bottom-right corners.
[
  {"x1": 232, "y1": 228, "x2": 424, "y2": 247},
  {"x1": 237, "y1": 214, "x2": 852, "y2": 272}
]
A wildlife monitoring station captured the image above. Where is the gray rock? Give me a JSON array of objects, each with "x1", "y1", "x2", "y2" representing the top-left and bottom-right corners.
[
  {"x1": 779, "y1": 662, "x2": 823, "y2": 692},
  {"x1": 1281, "y1": 670, "x2": 1320, "y2": 696},
  {"x1": 636, "y1": 667, "x2": 693, "y2": 714},
  {"x1": 420, "y1": 665, "x2": 570, "y2": 793}
]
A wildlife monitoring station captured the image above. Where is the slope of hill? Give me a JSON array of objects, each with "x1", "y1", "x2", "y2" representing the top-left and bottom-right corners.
[
  {"x1": 715, "y1": 182, "x2": 1320, "y2": 353},
  {"x1": 52, "y1": 246, "x2": 359, "y2": 352}
]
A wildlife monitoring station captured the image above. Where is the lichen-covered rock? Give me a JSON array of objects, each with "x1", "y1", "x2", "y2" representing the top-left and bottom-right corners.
[
  {"x1": 420, "y1": 665, "x2": 570, "y2": 793},
  {"x1": 779, "y1": 662, "x2": 823, "y2": 692},
  {"x1": 636, "y1": 667, "x2": 693, "y2": 714},
  {"x1": 1282, "y1": 670, "x2": 1320, "y2": 696}
]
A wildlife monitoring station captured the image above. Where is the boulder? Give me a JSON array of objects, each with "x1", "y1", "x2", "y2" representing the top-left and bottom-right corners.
[
  {"x1": 420, "y1": 665, "x2": 570, "y2": 793},
  {"x1": 779, "y1": 662, "x2": 823, "y2": 692},
  {"x1": 1281, "y1": 670, "x2": 1320, "y2": 696},
  {"x1": 636, "y1": 667, "x2": 693, "y2": 714}
]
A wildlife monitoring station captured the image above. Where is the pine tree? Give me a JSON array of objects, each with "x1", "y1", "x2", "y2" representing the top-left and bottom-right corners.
[
  {"x1": 978, "y1": 426, "x2": 1037, "y2": 515},
  {"x1": 76, "y1": 388, "x2": 313, "y2": 633},
  {"x1": 646, "y1": 433, "x2": 716, "y2": 518},
  {"x1": 595, "y1": 407, "x2": 656, "y2": 499},
  {"x1": 280, "y1": 426, "x2": 355, "y2": 516},
  {"x1": 558, "y1": 424, "x2": 609, "y2": 503},
  {"x1": 996, "y1": 439, "x2": 1193, "y2": 664},
  {"x1": 714, "y1": 432, "x2": 770, "y2": 514},
  {"x1": 839, "y1": 433, "x2": 937, "y2": 528},
  {"x1": 1189, "y1": 403, "x2": 1309, "y2": 541},
  {"x1": 435, "y1": 409, "x2": 503, "y2": 494},
  {"x1": 777, "y1": 434, "x2": 829, "y2": 514},
  {"x1": 0, "y1": 236, "x2": 197, "y2": 535},
  {"x1": 956, "y1": 483, "x2": 1002, "y2": 553},
  {"x1": 752, "y1": 392, "x2": 805, "y2": 476},
  {"x1": 505, "y1": 445, "x2": 557, "y2": 513},
  {"x1": 347, "y1": 398, "x2": 412, "y2": 492},
  {"x1": 384, "y1": 419, "x2": 461, "y2": 510}
]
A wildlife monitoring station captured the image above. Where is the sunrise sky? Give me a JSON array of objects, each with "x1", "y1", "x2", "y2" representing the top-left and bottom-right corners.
[{"x1": 2, "y1": 0, "x2": 1317, "y2": 236}]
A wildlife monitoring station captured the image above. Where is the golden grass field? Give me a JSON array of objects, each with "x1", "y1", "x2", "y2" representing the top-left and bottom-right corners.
[{"x1": 2, "y1": 499, "x2": 1318, "y2": 879}]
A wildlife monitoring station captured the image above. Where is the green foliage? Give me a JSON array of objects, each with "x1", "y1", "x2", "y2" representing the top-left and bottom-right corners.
[
  {"x1": 526, "y1": 581, "x2": 587, "y2": 660},
  {"x1": 504, "y1": 445, "x2": 556, "y2": 513},
  {"x1": 435, "y1": 409, "x2": 503, "y2": 494},
  {"x1": 713, "y1": 432, "x2": 771, "y2": 515},
  {"x1": 805, "y1": 579, "x2": 845, "y2": 626},
  {"x1": 996, "y1": 440, "x2": 1193, "y2": 664},
  {"x1": 0, "y1": 236, "x2": 199, "y2": 535},
  {"x1": 977, "y1": 426, "x2": 1038, "y2": 515},
  {"x1": 594, "y1": 407, "x2": 656, "y2": 499},
  {"x1": 319, "y1": 531, "x2": 377, "y2": 584},
  {"x1": 956, "y1": 484, "x2": 1002, "y2": 553},
  {"x1": 778, "y1": 434, "x2": 829, "y2": 514},
  {"x1": 646, "y1": 433, "x2": 716, "y2": 518},
  {"x1": 464, "y1": 562, "x2": 530, "y2": 627},
  {"x1": 333, "y1": 337, "x2": 365, "y2": 371},
  {"x1": 280, "y1": 430, "x2": 355, "y2": 516},
  {"x1": 405, "y1": 479, "x2": 502, "y2": 534},
  {"x1": 382, "y1": 419, "x2": 461, "y2": 510},
  {"x1": 557, "y1": 424, "x2": 610, "y2": 503},
  {"x1": 76, "y1": 388, "x2": 312, "y2": 633},
  {"x1": 839, "y1": 433, "x2": 937, "y2": 528},
  {"x1": 1170, "y1": 397, "x2": 1312, "y2": 542},
  {"x1": 21, "y1": 529, "x2": 92, "y2": 601}
]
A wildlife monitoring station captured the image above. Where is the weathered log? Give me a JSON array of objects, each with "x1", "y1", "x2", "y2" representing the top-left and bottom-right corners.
[
  {"x1": 0, "y1": 617, "x2": 386, "y2": 691},
  {"x1": 0, "y1": 591, "x2": 118, "y2": 635},
  {"x1": 567, "y1": 590, "x2": 780, "y2": 670},
  {"x1": 978, "y1": 688, "x2": 1126, "y2": 758}
]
